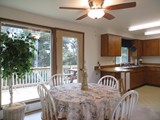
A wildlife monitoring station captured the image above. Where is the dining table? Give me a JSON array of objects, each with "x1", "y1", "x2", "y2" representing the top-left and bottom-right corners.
[{"x1": 49, "y1": 83, "x2": 121, "y2": 120}]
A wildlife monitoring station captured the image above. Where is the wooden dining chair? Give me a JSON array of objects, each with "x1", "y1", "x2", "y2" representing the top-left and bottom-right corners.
[
  {"x1": 37, "y1": 84, "x2": 58, "y2": 120},
  {"x1": 110, "y1": 90, "x2": 139, "y2": 120},
  {"x1": 49, "y1": 74, "x2": 71, "y2": 88},
  {"x1": 98, "y1": 75, "x2": 119, "y2": 90}
]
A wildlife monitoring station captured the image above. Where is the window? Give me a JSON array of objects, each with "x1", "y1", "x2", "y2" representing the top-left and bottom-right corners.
[
  {"x1": 1, "y1": 22, "x2": 52, "y2": 105},
  {"x1": 116, "y1": 47, "x2": 129, "y2": 64}
]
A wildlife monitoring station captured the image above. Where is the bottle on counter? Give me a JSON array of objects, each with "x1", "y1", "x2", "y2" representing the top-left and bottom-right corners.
[
  {"x1": 97, "y1": 61, "x2": 101, "y2": 69},
  {"x1": 134, "y1": 59, "x2": 138, "y2": 65}
]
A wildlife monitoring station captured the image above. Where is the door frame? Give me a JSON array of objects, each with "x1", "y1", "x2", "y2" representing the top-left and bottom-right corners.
[{"x1": 55, "y1": 28, "x2": 84, "y2": 82}]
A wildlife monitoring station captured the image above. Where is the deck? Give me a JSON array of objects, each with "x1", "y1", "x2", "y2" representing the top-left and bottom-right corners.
[
  {"x1": 2, "y1": 86, "x2": 40, "y2": 105},
  {"x1": 1, "y1": 66, "x2": 77, "y2": 105}
]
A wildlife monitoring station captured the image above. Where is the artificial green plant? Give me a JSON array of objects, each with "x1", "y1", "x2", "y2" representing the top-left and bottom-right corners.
[{"x1": 0, "y1": 31, "x2": 37, "y2": 106}]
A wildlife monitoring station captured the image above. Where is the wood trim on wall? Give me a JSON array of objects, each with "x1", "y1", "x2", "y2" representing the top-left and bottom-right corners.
[
  {"x1": 51, "y1": 28, "x2": 57, "y2": 75},
  {"x1": 55, "y1": 27, "x2": 84, "y2": 35},
  {"x1": 0, "y1": 17, "x2": 52, "y2": 30}
]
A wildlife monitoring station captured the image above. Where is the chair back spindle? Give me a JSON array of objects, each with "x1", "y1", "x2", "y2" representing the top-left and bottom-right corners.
[
  {"x1": 37, "y1": 84, "x2": 58, "y2": 120},
  {"x1": 49, "y1": 74, "x2": 70, "y2": 87},
  {"x1": 98, "y1": 75, "x2": 119, "y2": 90},
  {"x1": 110, "y1": 90, "x2": 139, "y2": 120}
]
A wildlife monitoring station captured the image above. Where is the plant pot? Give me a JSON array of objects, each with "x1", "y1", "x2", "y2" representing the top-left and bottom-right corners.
[{"x1": 3, "y1": 102, "x2": 26, "y2": 120}]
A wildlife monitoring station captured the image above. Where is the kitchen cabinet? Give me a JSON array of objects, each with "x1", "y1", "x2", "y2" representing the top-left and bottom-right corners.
[
  {"x1": 101, "y1": 34, "x2": 121, "y2": 56},
  {"x1": 142, "y1": 39, "x2": 159, "y2": 56},
  {"x1": 100, "y1": 71, "x2": 121, "y2": 79},
  {"x1": 131, "y1": 40, "x2": 143, "y2": 57},
  {"x1": 144, "y1": 67, "x2": 160, "y2": 86},
  {"x1": 97, "y1": 65, "x2": 160, "y2": 90},
  {"x1": 130, "y1": 68, "x2": 144, "y2": 89}
]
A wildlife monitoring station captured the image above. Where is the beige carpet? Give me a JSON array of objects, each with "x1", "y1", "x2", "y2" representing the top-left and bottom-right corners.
[
  {"x1": 135, "y1": 85, "x2": 160, "y2": 111},
  {"x1": 131, "y1": 85, "x2": 160, "y2": 120}
]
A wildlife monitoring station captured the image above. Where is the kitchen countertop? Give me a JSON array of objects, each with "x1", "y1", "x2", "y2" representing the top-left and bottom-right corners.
[
  {"x1": 98, "y1": 67, "x2": 133, "y2": 73},
  {"x1": 96, "y1": 64, "x2": 160, "y2": 73}
]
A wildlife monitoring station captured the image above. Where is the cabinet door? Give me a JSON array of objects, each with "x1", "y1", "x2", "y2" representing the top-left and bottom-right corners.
[
  {"x1": 159, "y1": 40, "x2": 160, "y2": 55},
  {"x1": 144, "y1": 68, "x2": 160, "y2": 86},
  {"x1": 143, "y1": 39, "x2": 159, "y2": 56},
  {"x1": 137, "y1": 40, "x2": 143, "y2": 57},
  {"x1": 108, "y1": 35, "x2": 121, "y2": 56},
  {"x1": 100, "y1": 71, "x2": 121, "y2": 79},
  {"x1": 130, "y1": 68, "x2": 144, "y2": 89},
  {"x1": 131, "y1": 40, "x2": 142, "y2": 57},
  {"x1": 101, "y1": 34, "x2": 121, "y2": 56},
  {"x1": 101, "y1": 34, "x2": 109, "y2": 56}
]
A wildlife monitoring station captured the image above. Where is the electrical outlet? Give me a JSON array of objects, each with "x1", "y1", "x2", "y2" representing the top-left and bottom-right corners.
[{"x1": 112, "y1": 57, "x2": 115, "y2": 63}]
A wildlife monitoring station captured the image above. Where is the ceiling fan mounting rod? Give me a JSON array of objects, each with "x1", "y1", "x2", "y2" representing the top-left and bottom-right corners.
[{"x1": 88, "y1": 0, "x2": 104, "y2": 8}]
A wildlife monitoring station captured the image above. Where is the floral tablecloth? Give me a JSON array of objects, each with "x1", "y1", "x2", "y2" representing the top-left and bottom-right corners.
[{"x1": 49, "y1": 83, "x2": 121, "y2": 120}]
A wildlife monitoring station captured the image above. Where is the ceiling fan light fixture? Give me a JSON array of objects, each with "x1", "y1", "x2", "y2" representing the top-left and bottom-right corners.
[{"x1": 88, "y1": 9, "x2": 105, "y2": 19}]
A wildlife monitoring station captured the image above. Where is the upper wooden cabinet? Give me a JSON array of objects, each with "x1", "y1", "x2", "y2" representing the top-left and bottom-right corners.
[
  {"x1": 131, "y1": 40, "x2": 143, "y2": 57},
  {"x1": 142, "y1": 39, "x2": 159, "y2": 56},
  {"x1": 101, "y1": 34, "x2": 121, "y2": 56}
]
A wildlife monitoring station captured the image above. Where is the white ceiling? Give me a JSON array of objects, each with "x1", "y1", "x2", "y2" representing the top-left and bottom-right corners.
[{"x1": 0, "y1": 0, "x2": 160, "y2": 38}]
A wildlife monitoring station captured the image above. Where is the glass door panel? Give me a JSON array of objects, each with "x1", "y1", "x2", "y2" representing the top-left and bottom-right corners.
[
  {"x1": 62, "y1": 37, "x2": 78, "y2": 83},
  {"x1": 1, "y1": 22, "x2": 52, "y2": 105},
  {"x1": 56, "y1": 30, "x2": 84, "y2": 83}
]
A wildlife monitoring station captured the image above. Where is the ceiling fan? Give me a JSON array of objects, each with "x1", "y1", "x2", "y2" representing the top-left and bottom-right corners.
[{"x1": 59, "y1": 0, "x2": 136, "y2": 20}]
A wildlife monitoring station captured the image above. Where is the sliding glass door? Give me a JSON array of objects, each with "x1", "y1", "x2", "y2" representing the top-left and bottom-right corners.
[
  {"x1": 0, "y1": 20, "x2": 84, "y2": 109},
  {"x1": 0, "y1": 21, "x2": 52, "y2": 105}
]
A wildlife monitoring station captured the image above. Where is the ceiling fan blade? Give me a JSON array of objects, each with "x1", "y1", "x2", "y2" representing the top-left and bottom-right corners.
[
  {"x1": 59, "y1": 7, "x2": 87, "y2": 10},
  {"x1": 106, "y1": 2, "x2": 136, "y2": 10},
  {"x1": 76, "y1": 14, "x2": 88, "y2": 20},
  {"x1": 103, "y1": 12, "x2": 115, "y2": 20}
]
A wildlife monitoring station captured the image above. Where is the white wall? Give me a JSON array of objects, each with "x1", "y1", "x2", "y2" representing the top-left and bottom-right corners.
[{"x1": 142, "y1": 56, "x2": 160, "y2": 63}]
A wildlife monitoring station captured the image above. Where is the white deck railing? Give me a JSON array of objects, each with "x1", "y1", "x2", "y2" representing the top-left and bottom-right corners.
[
  {"x1": 1, "y1": 67, "x2": 51, "y2": 90},
  {"x1": 1, "y1": 65, "x2": 77, "y2": 90}
]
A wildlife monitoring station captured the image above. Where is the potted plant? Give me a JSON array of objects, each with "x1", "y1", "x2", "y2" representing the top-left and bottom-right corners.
[{"x1": 0, "y1": 31, "x2": 37, "y2": 120}]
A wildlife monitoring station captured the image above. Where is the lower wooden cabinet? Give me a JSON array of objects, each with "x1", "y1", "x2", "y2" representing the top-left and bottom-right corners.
[
  {"x1": 99, "y1": 66, "x2": 160, "y2": 90},
  {"x1": 130, "y1": 67, "x2": 160, "y2": 88},
  {"x1": 100, "y1": 71, "x2": 121, "y2": 79},
  {"x1": 144, "y1": 67, "x2": 160, "y2": 86},
  {"x1": 130, "y1": 71, "x2": 144, "y2": 89},
  {"x1": 130, "y1": 68, "x2": 144, "y2": 89}
]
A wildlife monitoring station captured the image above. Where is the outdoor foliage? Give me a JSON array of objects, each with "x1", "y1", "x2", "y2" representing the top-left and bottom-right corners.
[
  {"x1": 1, "y1": 25, "x2": 51, "y2": 68},
  {"x1": 0, "y1": 31, "x2": 37, "y2": 80},
  {"x1": 63, "y1": 37, "x2": 77, "y2": 65},
  {"x1": 36, "y1": 32, "x2": 51, "y2": 67}
]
